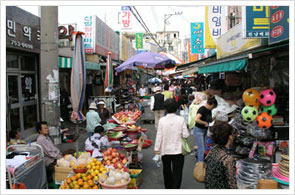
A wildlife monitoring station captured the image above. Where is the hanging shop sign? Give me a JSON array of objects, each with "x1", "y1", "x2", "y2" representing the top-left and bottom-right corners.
[
  {"x1": 83, "y1": 16, "x2": 95, "y2": 53},
  {"x1": 191, "y1": 22, "x2": 204, "y2": 54},
  {"x1": 6, "y1": 6, "x2": 40, "y2": 53},
  {"x1": 120, "y1": 6, "x2": 132, "y2": 30},
  {"x1": 216, "y1": 23, "x2": 266, "y2": 59},
  {"x1": 135, "y1": 33, "x2": 143, "y2": 49},
  {"x1": 269, "y1": 6, "x2": 289, "y2": 45},
  {"x1": 120, "y1": 34, "x2": 129, "y2": 61},
  {"x1": 205, "y1": 6, "x2": 227, "y2": 48},
  {"x1": 242, "y1": 6, "x2": 270, "y2": 38},
  {"x1": 58, "y1": 24, "x2": 76, "y2": 47},
  {"x1": 83, "y1": 15, "x2": 119, "y2": 60}
]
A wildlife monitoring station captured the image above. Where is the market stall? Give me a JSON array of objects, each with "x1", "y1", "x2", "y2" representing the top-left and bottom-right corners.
[{"x1": 56, "y1": 107, "x2": 152, "y2": 189}]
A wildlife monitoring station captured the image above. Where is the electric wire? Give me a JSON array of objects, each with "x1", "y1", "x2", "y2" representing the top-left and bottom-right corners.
[{"x1": 128, "y1": 6, "x2": 165, "y2": 51}]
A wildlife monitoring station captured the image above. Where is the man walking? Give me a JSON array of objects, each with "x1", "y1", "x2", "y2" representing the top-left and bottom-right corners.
[{"x1": 150, "y1": 86, "x2": 165, "y2": 130}]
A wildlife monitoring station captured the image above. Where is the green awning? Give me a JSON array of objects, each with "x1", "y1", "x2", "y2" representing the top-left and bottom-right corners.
[
  {"x1": 58, "y1": 57, "x2": 100, "y2": 70},
  {"x1": 59, "y1": 57, "x2": 72, "y2": 68},
  {"x1": 198, "y1": 58, "x2": 248, "y2": 74}
]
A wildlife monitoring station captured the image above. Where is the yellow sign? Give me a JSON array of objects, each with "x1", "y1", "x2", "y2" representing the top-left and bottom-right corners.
[
  {"x1": 205, "y1": 6, "x2": 227, "y2": 49},
  {"x1": 216, "y1": 23, "x2": 264, "y2": 59}
]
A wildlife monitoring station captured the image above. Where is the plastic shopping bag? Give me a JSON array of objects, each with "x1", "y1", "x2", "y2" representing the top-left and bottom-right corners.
[{"x1": 152, "y1": 155, "x2": 162, "y2": 168}]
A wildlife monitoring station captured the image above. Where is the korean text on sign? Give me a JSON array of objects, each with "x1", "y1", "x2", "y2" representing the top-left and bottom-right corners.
[
  {"x1": 244, "y1": 6, "x2": 269, "y2": 38},
  {"x1": 84, "y1": 16, "x2": 94, "y2": 52},
  {"x1": 191, "y1": 22, "x2": 204, "y2": 54}
]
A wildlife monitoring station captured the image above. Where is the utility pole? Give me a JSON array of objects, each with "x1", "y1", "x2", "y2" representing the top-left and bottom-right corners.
[
  {"x1": 40, "y1": 6, "x2": 61, "y2": 144},
  {"x1": 163, "y1": 11, "x2": 182, "y2": 52}
]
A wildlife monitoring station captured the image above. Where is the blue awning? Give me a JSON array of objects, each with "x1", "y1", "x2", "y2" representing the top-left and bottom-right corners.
[{"x1": 198, "y1": 58, "x2": 248, "y2": 74}]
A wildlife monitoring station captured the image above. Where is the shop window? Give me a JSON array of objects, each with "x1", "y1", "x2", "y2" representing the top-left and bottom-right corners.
[
  {"x1": 10, "y1": 108, "x2": 20, "y2": 131},
  {"x1": 23, "y1": 105, "x2": 38, "y2": 130},
  {"x1": 21, "y1": 55, "x2": 36, "y2": 71},
  {"x1": 21, "y1": 74, "x2": 36, "y2": 101},
  {"x1": 7, "y1": 54, "x2": 19, "y2": 69},
  {"x1": 8, "y1": 75, "x2": 19, "y2": 104}
]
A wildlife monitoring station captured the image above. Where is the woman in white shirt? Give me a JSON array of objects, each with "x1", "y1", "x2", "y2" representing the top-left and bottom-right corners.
[
  {"x1": 154, "y1": 98, "x2": 190, "y2": 189},
  {"x1": 138, "y1": 84, "x2": 146, "y2": 98}
]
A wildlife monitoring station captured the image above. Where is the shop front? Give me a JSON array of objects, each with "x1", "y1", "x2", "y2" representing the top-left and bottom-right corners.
[{"x1": 6, "y1": 6, "x2": 41, "y2": 138}]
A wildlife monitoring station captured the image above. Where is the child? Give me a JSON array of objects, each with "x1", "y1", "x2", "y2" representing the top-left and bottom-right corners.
[
  {"x1": 85, "y1": 126, "x2": 110, "y2": 159},
  {"x1": 9, "y1": 129, "x2": 26, "y2": 145}
]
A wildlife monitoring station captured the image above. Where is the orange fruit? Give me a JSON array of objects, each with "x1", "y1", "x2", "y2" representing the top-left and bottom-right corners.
[
  {"x1": 66, "y1": 178, "x2": 72, "y2": 184},
  {"x1": 73, "y1": 184, "x2": 80, "y2": 189},
  {"x1": 87, "y1": 175, "x2": 92, "y2": 180},
  {"x1": 79, "y1": 164, "x2": 84, "y2": 168},
  {"x1": 91, "y1": 172, "x2": 96, "y2": 177},
  {"x1": 92, "y1": 158, "x2": 97, "y2": 163},
  {"x1": 77, "y1": 179, "x2": 83, "y2": 186},
  {"x1": 60, "y1": 185, "x2": 65, "y2": 189},
  {"x1": 73, "y1": 165, "x2": 78, "y2": 169},
  {"x1": 87, "y1": 180, "x2": 94, "y2": 187},
  {"x1": 82, "y1": 183, "x2": 89, "y2": 189},
  {"x1": 70, "y1": 176, "x2": 76, "y2": 181},
  {"x1": 93, "y1": 185, "x2": 99, "y2": 189}
]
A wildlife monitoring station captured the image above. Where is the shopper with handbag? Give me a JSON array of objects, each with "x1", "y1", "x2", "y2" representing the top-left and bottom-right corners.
[
  {"x1": 205, "y1": 121, "x2": 237, "y2": 189},
  {"x1": 154, "y1": 98, "x2": 190, "y2": 189}
]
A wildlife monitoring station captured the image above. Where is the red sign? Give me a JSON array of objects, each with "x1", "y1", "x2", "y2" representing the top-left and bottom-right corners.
[
  {"x1": 271, "y1": 26, "x2": 284, "y2": 38},
  {"x1": 271, "y1": 6, "x2": 279, "y2": 9},
  {"x1": 271, "y1": 10, "x2": 284, "y2": 23}
]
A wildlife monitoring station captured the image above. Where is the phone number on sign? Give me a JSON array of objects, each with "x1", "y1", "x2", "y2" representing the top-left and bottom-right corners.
[{"x1": 11, "y1": 40, "x2": 34, "y2": 50}]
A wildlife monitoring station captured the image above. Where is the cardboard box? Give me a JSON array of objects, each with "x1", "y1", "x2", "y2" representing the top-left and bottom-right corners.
[
  {"x1": 54, "y1": 165, "x2": 72, "y2": 182},
  {"x1": 257, "y1": 179, "x2": 278, "y2": 189}
]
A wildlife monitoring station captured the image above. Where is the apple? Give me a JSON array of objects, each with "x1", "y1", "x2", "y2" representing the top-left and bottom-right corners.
[
  {"x1": 112, "y1": 148, "x2": 117, "y2": 153},
  {"x1": 112, "y1": 158, "x2": 117, "y2": 163},
  {"x1": 119, "y1": 154, "x2": 125, "y2": 159},
  {"x1": 116, "y1": 162, "x2": 122, "y2": 169},
  {"x1": 122, "y1": 158, "x2": 128, "y2": 164},
  {"x1": 106, "y1": 151, "x2": 111, "y2": 156},
  {"x1": 111, "y1": 152, "x2": 117, "y2": 158},
  {"x1": 106, "y1": 160, "x2": 111, "y2": 166}
]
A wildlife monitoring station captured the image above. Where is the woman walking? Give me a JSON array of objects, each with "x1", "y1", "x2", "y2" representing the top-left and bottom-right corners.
[{"x1": 154, "y1": 98, "x2": 190, "y2": 189}]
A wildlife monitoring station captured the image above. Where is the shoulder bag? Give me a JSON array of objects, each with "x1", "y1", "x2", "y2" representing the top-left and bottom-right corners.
[
  {"x1": 193, "y1": 149, "x2": 212, "y2": 183},
  {"x1": 181, "y1": 137, "x2": 193, "y2": 156}
]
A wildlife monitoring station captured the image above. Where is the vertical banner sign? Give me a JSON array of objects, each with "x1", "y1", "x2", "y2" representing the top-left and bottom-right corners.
[
  {"x1": 188, "y1": 42, "x2": 197, "y2": 62},
  {"x1": 243, "y1": 6, "x2": 269, "y2": 38},
  {"x1": 135, "y1": 33, "x2": 143, "y2": 49},
  {"x1": 205, "y1": 6, "x2": 227, "y2": 48},
  {"x1": 269, "y1": 6, "x2": 289, "y2": 45},
  {"x1": 191, "y1": 22, "x2": 204, "y2": 54},
  {"x1": 121, "y1": 6, "x2": 132, "y2": 30},
  {"x1": 84, "y1": 16, "x2": 95, "y2": 53}
]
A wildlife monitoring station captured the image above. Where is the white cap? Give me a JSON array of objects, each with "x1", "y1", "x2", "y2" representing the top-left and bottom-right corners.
[{"x1": 98, "y1": 101, "x2": 105, "y2": 105}]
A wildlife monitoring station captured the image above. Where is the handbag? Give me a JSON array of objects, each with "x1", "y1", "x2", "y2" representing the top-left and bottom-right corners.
[
  {"x1": 181, "y1": 137, "x2": 192, "y2": 155},
  {"x1": 193, "y1": 150, "x2": 212, "y2": 183}
]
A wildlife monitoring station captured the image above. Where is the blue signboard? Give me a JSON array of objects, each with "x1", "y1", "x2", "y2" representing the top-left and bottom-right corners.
[
  {"x1": 245, "y1": 6, "x2": 269, "y2": 38},
  {"x1": 191, "y1": 22, "x2": 204, "y2": 54},
  {"x1": 269, "y1": 6, "x2": 289, "y2": 45},
  {"x1": 121, "y1": 6, "x2": 129, "y2": 11}
]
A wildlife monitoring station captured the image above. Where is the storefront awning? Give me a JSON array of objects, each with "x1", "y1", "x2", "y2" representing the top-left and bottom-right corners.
[
  {"x1": 58, "y1": 57, "x2": 101, "y2": 70},
  {"x1": 198, "y1": 57, "x2": 248, "y2": 74}
]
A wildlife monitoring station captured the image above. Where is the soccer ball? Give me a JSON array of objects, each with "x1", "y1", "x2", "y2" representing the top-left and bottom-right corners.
[
  {"x1": 241, "y1": 106, "x2": 258, "y2": 122},
  {"x1": 261, "y1": 104, "x2": 277, "y2": 116},
  {"x1": 256, "y1": 112, "x2": 272, "y2": 129},
  {"x1": 259, "y1": 89, "x2": 276, "y2": 106},
  {"x1": 242, "y1": 88, "x2": 260, "y2": 108}
]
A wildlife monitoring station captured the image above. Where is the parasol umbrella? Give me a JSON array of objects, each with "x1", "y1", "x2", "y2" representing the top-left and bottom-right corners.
[
  {"x1": 70, "y1": 31, "x2": 86, "y2": 157},
  {"x1": 105, "y1": 52, "x2": 113, "y2": 93},
  {"x1": 148, "y1": 77, "x2": 162, "y2": 84},
  {"x1": 115, "y1": 51, "x2": 176, "y2": 73}
]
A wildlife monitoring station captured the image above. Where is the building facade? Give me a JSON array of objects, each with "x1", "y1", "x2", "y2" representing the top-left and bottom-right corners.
[{"x1": 6, "y1": 6, "x2": 41, "y2": 138}]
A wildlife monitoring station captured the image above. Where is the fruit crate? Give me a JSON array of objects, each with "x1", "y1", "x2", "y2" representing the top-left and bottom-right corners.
[{"x1": 128, "y1": 169, "x2": 143, "y2": 189}]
